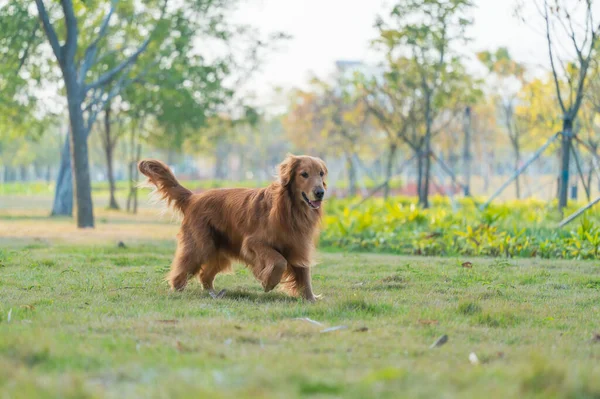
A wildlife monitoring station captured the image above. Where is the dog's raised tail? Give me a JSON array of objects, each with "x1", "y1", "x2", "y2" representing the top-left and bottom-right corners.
[{"x1": 138, "y1": 159, "x2": 192, "y2": 213}]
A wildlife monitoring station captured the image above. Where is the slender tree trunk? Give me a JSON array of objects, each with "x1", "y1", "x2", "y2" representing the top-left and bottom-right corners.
[
  {"x1": 384, "y1": 143, "x2": 397, "y2": 200},
  {"x1": 421, "y1": 146, "x2": 431, "y2": 208},
  {"x1": 214, "y1": 141, "x2": 228, "y2": 180},
  {"x1": 420, "y1": 102, "x2": 433, "y2": 208},
  {"x1": 513, "y1": 143, "x2": 521, "y2": 199},
  {"x1": 346, "y1": 152, "x2": 357, "y2": 197},
  {"x1": 51, "y1": 134, "x2": 73, "y2": 217},
  {"x1": 19, "y1": 165, "x2": 28, "y2": 181},
  {"x1": 133, "y1": 143, "x2": 141, "y2": 213},
  {"x1": 103, "y1": 105, "x2": 119, "y2": 210},
  {"x1": 587, "y1": 144, "x2": 597, "y2": 197},
  {"x1": 416, "y1": 149, "x2": 423, "y2": 202},
  {"x1": 463, "y1": 106, "x2": 472, "y2": 197},
  {"x1": 558, "y1": 118, "x2": 573, "y2": 210}
]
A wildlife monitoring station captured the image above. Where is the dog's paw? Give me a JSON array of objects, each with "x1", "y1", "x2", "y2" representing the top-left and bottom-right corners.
[{"x1": 304, "y1": 294, "x2": 320, "y2": 303}]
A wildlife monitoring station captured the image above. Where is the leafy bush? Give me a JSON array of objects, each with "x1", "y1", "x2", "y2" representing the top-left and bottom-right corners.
[{"x1": 321, "y1": 196, "x2": 600, "y2": 260}]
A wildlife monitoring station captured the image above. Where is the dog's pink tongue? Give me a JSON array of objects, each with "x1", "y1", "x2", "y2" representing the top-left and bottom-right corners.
[{"x1": 310, "y1": 200, "x2": 322, "y2": 209}]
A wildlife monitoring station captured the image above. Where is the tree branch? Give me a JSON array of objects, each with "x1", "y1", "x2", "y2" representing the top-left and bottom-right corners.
[
  {"x1": 16, "y1": 23, "x2": 39, "y2": 75},
  {"x1": 34, "y1": 0, "x2": 62, "y2": 62},
  {"x1": 543, "y1": 0, "x2": 567, "y2": 114},
  {"x1": 85, "y1": 0, "x2": 167, "y2": 92},
  {"x1": 79, "y1": 0, "x2": 118, "y2": 85}
]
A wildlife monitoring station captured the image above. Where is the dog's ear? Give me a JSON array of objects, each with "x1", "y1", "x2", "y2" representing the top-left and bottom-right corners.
[{"x1": 279, "y1": 154, "x2": 298, "y2": 187}]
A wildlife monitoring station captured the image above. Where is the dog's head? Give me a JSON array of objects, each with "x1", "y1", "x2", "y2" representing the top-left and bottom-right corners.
[{"x1": 279, "y1": 154, "x2": 328, "y2": 210}]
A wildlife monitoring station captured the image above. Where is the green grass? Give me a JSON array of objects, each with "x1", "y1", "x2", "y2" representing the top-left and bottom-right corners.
[{"x1": 2, "y1": 238, "x2": 600, "y2": 398}]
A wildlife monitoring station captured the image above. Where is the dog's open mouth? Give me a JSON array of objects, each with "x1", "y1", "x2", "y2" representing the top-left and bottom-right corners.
[{"x1": 302, "y1": 192, "x2": 322, "y2": 209}]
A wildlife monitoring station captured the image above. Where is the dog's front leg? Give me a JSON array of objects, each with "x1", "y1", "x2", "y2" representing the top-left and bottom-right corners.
[
  {"x1": 242, "y1": 239, "x2": 287, "y2": 292},
  {"x1": 290, "y1": 265, "x2": 316, "y2": 302}
]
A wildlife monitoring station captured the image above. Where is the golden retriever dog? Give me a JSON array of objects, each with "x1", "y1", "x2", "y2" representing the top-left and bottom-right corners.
[{"x1": 138, "y1": 154, "x2": 327, "y2": 301}]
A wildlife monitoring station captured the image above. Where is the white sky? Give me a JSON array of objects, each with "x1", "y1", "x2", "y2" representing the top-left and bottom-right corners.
[{"x1": 233, "y1": 0, "x2": 555, "y2": 105}]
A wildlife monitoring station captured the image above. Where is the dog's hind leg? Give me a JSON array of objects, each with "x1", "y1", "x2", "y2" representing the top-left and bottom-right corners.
[
  {"x1": 198, "y1": 253, "x2": 231, "y2": 299},
  {"x1": 168, "y1": 229, "x2": 214, "y2": 291}
]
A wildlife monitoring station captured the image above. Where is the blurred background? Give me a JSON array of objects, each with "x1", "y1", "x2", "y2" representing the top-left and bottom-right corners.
[{"x1": 1, "y1": 0, "x2": 600, "y2": 230}]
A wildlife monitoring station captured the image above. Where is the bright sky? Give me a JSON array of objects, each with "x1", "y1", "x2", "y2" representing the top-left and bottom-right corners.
[{"x1": 234, "y1": 0, "x2": 553, "y2": 104}]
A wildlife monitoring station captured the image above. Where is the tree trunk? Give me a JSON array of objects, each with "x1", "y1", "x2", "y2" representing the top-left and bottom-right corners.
[
  {"x1": 420, "y1": 106, "x2": 433, "y2": 208},
  {"x1": 104, "y1": 105, "x2": 119, "y2": 210},
  {"x1": 20, "y1": 165, "x2": 28, "y2": 181},
  {"x1": 64, "y1": 67, "x2": 95, "y2": 228},
  {"x1": 346, "y1": 152, "x2": 357, "y2": 197},
  {"x1": 587, "y1": 145, "x2": 596, "y2": 197},
  {"x1": 484, "y1": 151, "x2": 494, "y2": 193},
  {"x1": 133, "y1": 143, "x2": 141, "y2": 213},
  {"x1": 416, "y1": 149, "x2": 423, "y2": 202},
  {"x1": 214, "y1": 141, "x2": 228, "y2": 180},
  {"x1": 463, "y1": 106, "x2": 472, "y2": 197},
  {"x1": 51, "y1": 134, "x2": 73, "y2": 217},
  {"x1": 513, "y1": 143, "x2": 521, "y2": 199},
  {"x1": 421, "y1": 145, "x2": 431, "y2": 208},
  {"x1": 558, "y1": 118, "x2": 573, "y2": 210},
  {"x1": 127, "y1": 145, "x2": 141, "y2": 214},
  {"x1": 383, "y1": 143, "x2": 397, "y2": 200}
]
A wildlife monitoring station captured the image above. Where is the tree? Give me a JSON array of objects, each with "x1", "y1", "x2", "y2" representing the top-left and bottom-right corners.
[
  {"x1": 358, "y1": 58, "x2": 420, "y2": 199},
  {"x1": 517, "y1": 0, "x2": 600, "y2": 209},
  {"x1": 375, "y1": 0, "x2": 475, "y2": 207},
  {"x1": 316, "y1": 78, "x2": 372, "y2": 197},
  {"x1": 283, "y1": 77, "x2": 372, "y2": 196},
  {"x1": 477, "y1": 47, "x2": 528, "y2": 198},
  {"x1": 31, "y1": 0, "x2": 173, "y2": 227},
  {"x1": 19, "y1": 0, "x2": 282, "y2": 223},
  {"x1": 283, "y1": 88, "x2": 328, "y2": 159}
]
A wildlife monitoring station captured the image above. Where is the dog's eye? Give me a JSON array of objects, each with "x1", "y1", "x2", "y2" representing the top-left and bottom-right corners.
[
  {"x1": 320, "y1": 171, "x2": 324, "y2": 177},
  {"x1": 300, "y1": 172, "x2": 309, "y2": 178}
]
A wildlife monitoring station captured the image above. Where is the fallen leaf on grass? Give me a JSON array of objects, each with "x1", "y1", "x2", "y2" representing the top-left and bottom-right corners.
[
  {"x1": 321, "y1": 325, "x2": 348, "y2": 333},
  {"x1": 354, "y1": 327, "x2": 369, "y2": 332},
  {"x1": 294, "y1": 317, "x2": 324, "y2": 326},
  {"x1": 234, "y1": 325, "x2": 242, "y2": 330},
  {"x1": 20, "y1": 305, "x2": 35, "y2": 311},
  {"x1": 209, "y1": 289, "x2": 227, "y2": 299},
  {"x1": 462, "y1": 262, "x2": 473, "y2": 268},
  {"x1": 176, "y1": 341, "x2": 185, "y2": 352},
  {"x1": 418, "y1": 319, "x2": 439, "y2": 326},
  {"x1": 429, "y1": 334, "x2": 448, "y2": 349},
  {"x1": 592, "y1": 333, "x2": 600, "y2": 343}
]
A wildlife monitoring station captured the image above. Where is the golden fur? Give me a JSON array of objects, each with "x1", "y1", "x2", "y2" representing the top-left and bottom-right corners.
[{"x1": 138, "y1": 154, "x2": 328, "y2": 301}]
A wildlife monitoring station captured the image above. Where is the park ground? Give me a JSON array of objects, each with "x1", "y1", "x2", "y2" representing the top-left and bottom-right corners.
[{"x1": 1, "y1": 195, "x2": 600, "y2": 398}]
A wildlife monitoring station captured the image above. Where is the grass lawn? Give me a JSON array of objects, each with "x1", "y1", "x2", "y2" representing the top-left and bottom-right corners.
[{"x1": 1, "y1": 207, "x2": 600, "y2": 398}]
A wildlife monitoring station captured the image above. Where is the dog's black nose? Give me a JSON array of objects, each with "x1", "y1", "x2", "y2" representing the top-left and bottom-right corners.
[{"x1": 314, "y1": 187, "x2": 325, "y2": 200}]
